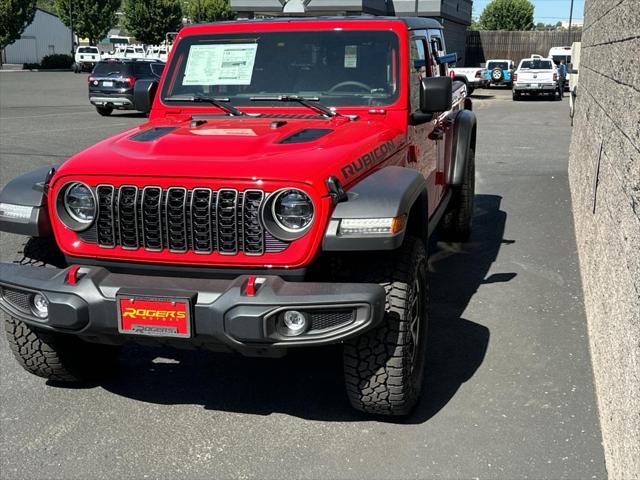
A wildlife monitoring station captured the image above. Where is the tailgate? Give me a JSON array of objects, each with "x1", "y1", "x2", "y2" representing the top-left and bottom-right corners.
[{"x1": 518, "y1": 70, "x2": 554, "y2": 82}]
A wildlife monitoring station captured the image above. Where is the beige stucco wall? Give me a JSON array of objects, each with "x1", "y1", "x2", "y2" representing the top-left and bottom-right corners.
[{"x1": 567, "y1": 1, "x2": 640, "y2": 479}]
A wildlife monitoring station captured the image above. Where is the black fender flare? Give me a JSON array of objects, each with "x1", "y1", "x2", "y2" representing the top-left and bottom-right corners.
[
  {"x1": 448, "y1": 109, "x2": 477, "y2": 186},
  {"x1": 323, "y1": 166, "x2": 428, "y2": 251},
  {"x1": 0, "y1": 165, "x2": 56, "y2": 236}
]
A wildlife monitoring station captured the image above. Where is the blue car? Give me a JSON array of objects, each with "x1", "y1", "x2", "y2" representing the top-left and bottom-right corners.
[{"x1": 484, "y1": 59, "x2": 515, "y2": 88}]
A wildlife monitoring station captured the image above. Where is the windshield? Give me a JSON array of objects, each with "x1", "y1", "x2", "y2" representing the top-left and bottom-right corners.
[
  {"x1": 520, "y1": 59, "x2": 553, "y2": 70},
  {"x1": 488, "y1": 61, "x2": 509, "y2": 70},
  {"x1": 161, "y1": 31, "x2": 400, "y2": 107},
  {"x1": 78, "y1": 47, "x2": 98, "y2": 53},
  {"x1": 552, "y1": 55, "x2": 571, "y2": 64}
]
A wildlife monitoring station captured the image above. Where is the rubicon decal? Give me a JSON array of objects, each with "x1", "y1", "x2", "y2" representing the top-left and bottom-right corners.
[
  {"x1": 341, "y1": 140, "x2": 396, "y2": 180},
  {"x1": 118, "y1": 297, "x2": 191, "y2": 337}
]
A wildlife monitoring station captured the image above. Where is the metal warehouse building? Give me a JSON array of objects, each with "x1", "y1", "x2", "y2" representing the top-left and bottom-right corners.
[
  {"x1": 230, "y1": 0, "x2": 473, "y2": 65},
  {"x1": 2, "y1": 9, "x2": 71, "y2": 65}
]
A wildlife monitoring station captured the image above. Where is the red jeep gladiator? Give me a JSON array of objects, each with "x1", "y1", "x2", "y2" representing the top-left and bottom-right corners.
[{"x1": 0, "y1": 17, "x2": 476, "y2": 416}]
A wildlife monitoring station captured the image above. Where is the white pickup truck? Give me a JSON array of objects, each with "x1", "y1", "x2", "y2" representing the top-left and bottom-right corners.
[
  {"x1": 449, "y1": 67, "x2": 488, "y2": 95},
  {"x1": 73, "y1": 46, "x2": 101, "y2": 73},
  {"x1": 512, "y1": 56, "x2": 559, "y2": 101}
]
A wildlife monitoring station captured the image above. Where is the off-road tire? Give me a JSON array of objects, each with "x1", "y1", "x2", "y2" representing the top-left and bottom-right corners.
[
  {"x1": 4, "y1": 318, "x2": 119, "y2": 382},
  {"x1": 96, "y1": 106, "x2": 113, "y2": 116},
  {"x1": 343, "y1": 237, "x2": 429, "y2": 416},
  {"x1": 4, "y1": 238, "x2": 118, "y2": 382},
  {"x1": 440, "y1": 148, "x2": 475, "y2": 242}
]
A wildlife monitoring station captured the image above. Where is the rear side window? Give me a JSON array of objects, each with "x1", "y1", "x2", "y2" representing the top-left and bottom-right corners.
[
  {"x1": 488, "y1": 61, "x2": 509, "y2": 70},
  {"x1": 92, "y1": 62, "x2": 132, "y2": 76},
  {"x1": 150, "y1": 63, "x2": 165, "y2": 76},
  {"x1": 520, "y1": 60, "x2": 553, "y2": 69},
  {"x1": 133, "y1": 62, "x2": 152, "y2": 75}
]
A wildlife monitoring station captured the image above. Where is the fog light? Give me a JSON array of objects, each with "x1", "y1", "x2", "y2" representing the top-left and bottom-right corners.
[
  {"x1": 31, "y1": 293, "x2": 49, "y2": 319},
  {"x1": 282, "y1": 310, "x2": 307, "y2": 336}
]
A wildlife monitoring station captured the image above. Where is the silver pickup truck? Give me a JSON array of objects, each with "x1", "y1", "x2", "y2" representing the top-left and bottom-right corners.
[{"x1": 512, "y1": 56, "x2": 559, "y2": 101}]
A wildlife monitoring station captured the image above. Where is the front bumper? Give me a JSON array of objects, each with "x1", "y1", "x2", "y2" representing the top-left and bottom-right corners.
[{"x1": 0, "y1": 263, "x2": 385, "y2": 357}]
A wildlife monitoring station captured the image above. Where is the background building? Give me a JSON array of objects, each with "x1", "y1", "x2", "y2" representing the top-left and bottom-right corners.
[
  {"x1": 2, "y1": 9, "x2": 72, "y2": 64},
  {"x1": 568, "y1": 0, "x2": 639, "y2": 478},
  {"x1": 229, "y1": 0, "x2": 473, "y2": 64}
]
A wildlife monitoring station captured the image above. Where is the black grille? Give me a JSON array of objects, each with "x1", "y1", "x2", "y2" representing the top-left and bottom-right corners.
[
  {"x1": 142, "y1": 187, "x2": 162, "y2": 251},
  {"x1": 96, "y1": 185, "x2": 115, "y2": 246},
  {"x1": 308, "y1": 309, "x2": 355, "y2": 332},
  {"x1": 166, "y1": 187, "x2": 188, "y2": 252},
  {"x1": 1, "y1": 287, "x2": 31, "y2": 313},
  {"x1": 217, "y1": 189, "x2": 238, "y2": 254},
  {"x1": 93, "y1": 185, "x2": 287, "y2": 255},
  {"x1": 118, "y1": 186, "x2": 139, "y2": 249}
]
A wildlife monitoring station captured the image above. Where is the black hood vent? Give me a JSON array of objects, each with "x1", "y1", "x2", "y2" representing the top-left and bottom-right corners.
[
  {"x1": 129, "y1": 126, "x2": 178, "y2": 142},
  {"x1": 278, "y1": 128, "x2": 333, "y2": 144}
]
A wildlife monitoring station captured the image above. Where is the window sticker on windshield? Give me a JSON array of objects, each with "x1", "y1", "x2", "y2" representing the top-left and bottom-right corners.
[
  {"x1": 183, "y1": 43, "x2": 258, "y2": 86},
  {"x1": 344, "y1": 45, "x2": 358, "y2": 69}
]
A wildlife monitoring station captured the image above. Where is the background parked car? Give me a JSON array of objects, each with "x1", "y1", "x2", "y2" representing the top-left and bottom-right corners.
[
  {"x1": 73, "y1": 46, "x2": 101, "y2": 73},
  {"x1": 549, "y1": 46, "x2": 573, "y2": 90},
  {"x1": 88, "y1": 59, "x2": 164, "y2": 116},
  {"x1": 512, "y1": 56, "x2": 559, "y2": 101},
  {"x1": 484, "y1": 59, "x2": 515, "y2": 88},
  {"x1": 450, "y1": 66, "x2": 488, "y2": 95}
]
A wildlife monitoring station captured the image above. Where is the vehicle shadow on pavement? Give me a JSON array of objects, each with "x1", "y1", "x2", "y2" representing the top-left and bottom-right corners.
[
  {"x1": 99, "y1": 194, "x2": 510, "y2": 423},
  {"x1": 516, "y1": 95, "x2": 563, "y2": 102}
]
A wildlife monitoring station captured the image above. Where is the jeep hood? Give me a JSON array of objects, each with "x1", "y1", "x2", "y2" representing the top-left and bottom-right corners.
[{"x1": 56, "y1": 116, "x2": 404, "y2": 191}]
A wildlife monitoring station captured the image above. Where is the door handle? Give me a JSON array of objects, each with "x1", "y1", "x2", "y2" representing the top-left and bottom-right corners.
[{"x1": 429, "y1": 128, "x2": 445, "y2": 140}]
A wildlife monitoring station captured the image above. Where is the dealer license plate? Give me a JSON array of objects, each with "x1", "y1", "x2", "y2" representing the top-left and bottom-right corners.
[
  {"x1": 117, "y1": 296, "x2": 191, "y2": 338},
  {"x1": 102, "y1": 81, "x2": 114, "y2": 87}
]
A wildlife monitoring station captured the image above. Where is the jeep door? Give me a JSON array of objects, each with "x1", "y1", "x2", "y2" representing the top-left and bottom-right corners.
[{"x1": 408, "y1": 33, "x2": 440, "y2": 217}]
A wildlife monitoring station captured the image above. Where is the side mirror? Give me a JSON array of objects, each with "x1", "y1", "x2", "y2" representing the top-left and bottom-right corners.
[
  {"x1": 133, "y1": 79, "x2": 158, "y2": 113},
  {"x1": 420, "y1": 76, "x2": 452, "y2": 114}
]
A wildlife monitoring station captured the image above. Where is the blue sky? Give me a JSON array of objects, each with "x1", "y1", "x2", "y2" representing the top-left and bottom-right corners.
[{"x1": 472, "y1": 0, "x2": 585, "y2": 23}]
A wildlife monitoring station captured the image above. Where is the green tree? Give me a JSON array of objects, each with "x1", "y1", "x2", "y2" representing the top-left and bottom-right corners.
[
  {"x1": 124, "y1": 0, "x2": 182, "y2": 45},
  {"x1": 0, "y1": 0, "x2": 37, "y2": 50},
  {"x1": 186, "y1": 0, "x2": 234, "y2": 23},
  {"x1": 54, "y1": 0, "x2": 120, "y2": 45},
  {"x1": 36, "y1": 0, "x2": 54, "y2": 10},
  {"x1": 478, "y1": 0, "x2": 535, "y2": 31}
]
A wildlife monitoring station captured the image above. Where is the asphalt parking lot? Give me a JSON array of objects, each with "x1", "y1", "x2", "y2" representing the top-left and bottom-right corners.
[{"x1": 0, "y1": 72, "x2": 607, "y2": 479}]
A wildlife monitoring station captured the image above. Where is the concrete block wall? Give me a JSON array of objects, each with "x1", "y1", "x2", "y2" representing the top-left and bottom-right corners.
[{"x1": 567, "y1": 0, "x2": 640, "y2": 478}]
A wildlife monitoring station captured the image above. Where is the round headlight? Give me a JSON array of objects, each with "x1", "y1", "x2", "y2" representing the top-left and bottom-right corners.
[
  {"x1": 64, "y1": 182, "x2": 96, "y2": 224},
  {"x1": 271, "y1": 189, "x2": 314, "y2": 233}
]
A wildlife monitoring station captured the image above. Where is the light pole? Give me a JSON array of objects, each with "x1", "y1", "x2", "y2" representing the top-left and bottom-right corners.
[
  {"x1": 567, "y1": 0, "x2": 574, "y2": 45},
  {"x1": 69, "y1": 0, "x2": 74, "y2": 53}
]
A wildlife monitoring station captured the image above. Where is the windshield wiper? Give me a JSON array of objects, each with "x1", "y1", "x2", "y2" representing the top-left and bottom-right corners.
[
  {"x1": 250, "y1": 95, "x2": 340, "y2": 117},
  {"x1": 165, "y1": 95, "x2": 245, "y2": 116}
]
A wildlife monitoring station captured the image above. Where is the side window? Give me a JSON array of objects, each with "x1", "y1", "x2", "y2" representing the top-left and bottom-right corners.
[
  {"x1": 150, "y1": 63, "x2": 165, "y2": 77},
  {"x1": 133, "y1": 62, "x2": 151, "y2": 76},
  {"x1": 428, "y1": 30, "x2": 446, "y2": 77},
  {"x1": 409, "y1": 37, "x2": 427, "y2": 111}
]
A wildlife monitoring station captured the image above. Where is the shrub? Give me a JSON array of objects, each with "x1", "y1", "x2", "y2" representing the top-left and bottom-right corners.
[
  {"x1": 39, "y1": 53, "x2": 73, "y2": 69},
  {"x1": 23, "y1": 62, "x2": 40, "y2": 70}
]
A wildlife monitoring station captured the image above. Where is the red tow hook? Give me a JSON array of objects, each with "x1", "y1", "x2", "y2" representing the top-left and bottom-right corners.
[
  {"x1": 66, "y1": 265, "x2": 82, "y2": 285},
  {"x1": 246, "y1": 275, "x2": 257, "y2": 296},
  {"x1": 245, "y1": 275, "x2": 266, "y2": 297}
]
